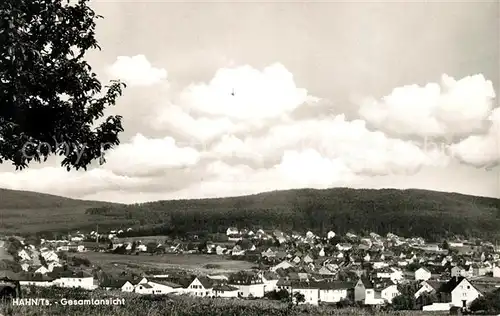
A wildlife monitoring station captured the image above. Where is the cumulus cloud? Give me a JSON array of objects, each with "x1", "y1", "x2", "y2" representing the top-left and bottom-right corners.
[
  {"x1": 107, "y1": 55, "x2": 167, "y2": 86},
  {"x1": 0, "y1": 55, "x2": 497, "y2": 202},
  {"x1": 0, "y1": 167, "x2": 148, "y2": 197},
  {"x1": 208, "y1": 114, "x2": 449, "y2": 175},
  {"x1": 102, "y1": 133, "x2": 200, "y2": 177},
  {"x1": 359, "y1": 74, "x2": 496, "y2": 137},
  {"x1": 178, "y1": 63, "x2": 317, "y2": 120},
  {"x1": 449, "y1": 107, "x2": 500, "y2": 167}
]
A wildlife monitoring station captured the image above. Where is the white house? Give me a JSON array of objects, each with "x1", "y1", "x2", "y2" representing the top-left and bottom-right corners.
[
  {"x1": 318, "y1": 282, "x2": 351, "y2": 303},
  {"x1": 50, "y1": 271, "x2": 95, "y2": 290},
  {"x1": 19, "y1": 274, "x2": 53, "y2": 287},
  {"x1": 415, "y1": 267, "x2": 432, "y2": 281},
  {"x1": 185, "y1": 277, "x2": 214, "y2": 297},
  {"x1": 493, "y1": 265, "x2": 500, "y2": 278},
  {"x1": 226, "y1": 227, "x2": 239, "y2": 236},
  {"x1": 135, "y1": 278, "x2": 183, "y2": 295},
  {"x1": 292, "y1": 283, "x2": 319, "y2": 305},
  {"x1": 34, "y1": 266, "x2": 49, "y2": 275},
  {"x1": 380, "y1": 283, "x2": 400, "y2": 303},
  {"x1": 18, "y1": 249, "x2": 31, "y2": 261},
  {"x1": 229, "y1": 273, "x2": 265, "y2": 298},
  {"x1": 444, "y1": 277, "x2": 482, "y2": 308},
  {"x1": 20, "y1": 263, "x2": 30, "y2": 272},
  {"x1": 260, "y1": 272, "x2": 279, "y2": 293},
  {"x1": 415, "y1": 280, "x2": 443, "y2": 299},
  {"x1": 213, "y1": 284, "x2": 239, "y2": 298}
]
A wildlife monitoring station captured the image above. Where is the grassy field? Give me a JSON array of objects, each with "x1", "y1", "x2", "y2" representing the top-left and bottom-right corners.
[
  {"x1": 0, "y1": 290, "x2": 445, "y2": 316},
  {"x1": 74, "y1": 252, "x2": 256, "y2": 274}
]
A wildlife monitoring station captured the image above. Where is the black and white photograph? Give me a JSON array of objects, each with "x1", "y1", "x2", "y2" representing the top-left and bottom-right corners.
[{"x1": 0, "y1": 0, "x2": 499, "y2": 315}]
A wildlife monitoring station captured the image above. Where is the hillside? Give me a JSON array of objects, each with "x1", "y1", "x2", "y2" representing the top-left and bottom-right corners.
[
  {"x1": 1, "y1": 187, "x2": 499, "y2": 240},
  {"x1": 90, "y1": 188, "x2": 500, "y2": 241},
  {"x1": 0, "y1": 188, "x2": 121, "y2": 235}
]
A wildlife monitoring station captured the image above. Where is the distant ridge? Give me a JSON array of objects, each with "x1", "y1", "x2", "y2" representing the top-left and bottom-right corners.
[{"x1": 0, "y1": 187, "x2": 499, "y2": 240}]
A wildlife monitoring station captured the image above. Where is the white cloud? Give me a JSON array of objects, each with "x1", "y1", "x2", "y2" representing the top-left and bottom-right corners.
[
  {"x1": 103, "y1": 133, "x2": 200, "y2": 177},
  {"x1": 0, "y1": 58, "x2": 496, "y2": 202},
  {"x1": 0, "y1": 167, "x2": 147, "y2": 197},
  {"x1": 152, "y1": 104, "x2": 235, "y2": 143},
  {"x1": 107, "y1": 55, "x2": 167, "y2": 86},
  {"x1": 208, "y1": 114, "x2": 449, "y2": 175},
  {"x1": 449, "y1": 107, "x2": 500, "y2": 167},
  {"x1": 178, "y1": 63, "x2": 314, "y2": 120},
  {"x1": 359, "y1": 74, "x2": 496, "y2": 137}
]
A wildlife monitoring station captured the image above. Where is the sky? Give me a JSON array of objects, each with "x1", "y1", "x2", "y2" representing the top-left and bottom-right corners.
[{"x1": 0, "y1": 0, "x2": 499, "y2": 203}]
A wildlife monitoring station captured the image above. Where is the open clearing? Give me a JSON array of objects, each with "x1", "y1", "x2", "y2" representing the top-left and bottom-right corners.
[{"x1": 75, "y1": 252, "x2": 256, "y2": 274}]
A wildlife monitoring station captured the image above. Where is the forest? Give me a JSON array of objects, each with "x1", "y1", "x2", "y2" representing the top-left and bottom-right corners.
[{"x1": 84, "y1": 188, "x2": 500, "y2": 242}]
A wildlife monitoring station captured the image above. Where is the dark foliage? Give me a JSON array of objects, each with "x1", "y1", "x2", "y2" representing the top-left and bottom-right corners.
[
  {"x1": 0, "y1": 0, "x2": 125, "y2": 170},
  {"x1": 469, "y1": 289, "x2": 500, "y2": 314},
  {"x1": 93, "y1": 188, "x2": 500, "y2": 241}
]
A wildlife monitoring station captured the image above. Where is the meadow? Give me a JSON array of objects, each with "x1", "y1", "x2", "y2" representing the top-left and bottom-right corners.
[
  {"x1": 0, "y1": 291, "x2": 445, "y2": 316},
  {"x1": 75, "y1": 252, "x2": 256, "y2": 274}
]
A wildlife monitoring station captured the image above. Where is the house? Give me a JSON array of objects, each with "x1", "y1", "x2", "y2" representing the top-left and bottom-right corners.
[
  {"x1": 34, "y1": 265, "x2": 49, "y2": 275},
  {"x1": 101, "y1": 279, "x2": 135, "y2": 292},
  {"x1": 186, "y1": 276, "x2": 214, "y2": 297},
  {"x1": 50, "y1": 270, "x2": 95, "y2": 290},
  {"x1": 20, "y1": 263, "x2": 30, "y2": 272},
  {"x1": 415, "y1": 280, "x2": 444, "y2": 299},
  {"x1": 379, "y1": 281, "x2": 400, "y2": 303},
  {"x1": 270, "y1": 261, "x2": 294, "y2": 272},
  {"x1": 215, "y1": 245, "x2": 227, "y2": 255},
  {"x1": 303, "y1": 255, "x2": 314, "y2": 264},
  {"x1": 415, "y1": 267, "x2": 432, "y2": 281},
  {"x1": 318, "y1": 266, "x2": 335, "y2": 276},
  {"x1": 229, "y1": 272, "x2": 265, "y2": 298},
  {"x1": 493, "y1": 265, "x2": 500, "y2": 278},
  {"x1": 226, "y1": 227, "x2": 239, "y2": 236},
  {"x1": 213, "y1": 284, "x2": 239, "y2": 298},
  {"x1": 19, "y1": 273, "x2": 53, "y2": 287},
  {"x1": 18, "y1": 249, "x2": 31, "y2": 261},
  {"x1": 451, "y1": 265, "x2": 473, "y2": 278},
  {"x1": 318, "y1": 281, "x2": 353, "y2": 303},
  {"x1": 291, "y1": 282, "x2": 320, "y2": 305},
  {"x1": 260, "y1": 271, "x2": 279, "y2": 293},
  {"x1": 136, "y1": 278, "x2": 183, "y2": 295},
  {"x1": 439, "y1": 277, "x2": 482, "y2": 308},
  {"x1": 354, "y1": 278, "x2": 375, "y2": 304}
]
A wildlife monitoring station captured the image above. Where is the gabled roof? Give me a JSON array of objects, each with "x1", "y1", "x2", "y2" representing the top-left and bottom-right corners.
[
  {"x1": 437, "y1": 276, "x2": 466, "y2": 293},
  {"x1": 358, "y1": 277, "x2": 373, "y2": 289}
]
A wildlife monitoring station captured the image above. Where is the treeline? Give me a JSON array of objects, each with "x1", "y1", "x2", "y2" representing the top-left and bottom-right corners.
[{"x1": 83, "y1": 188, "x2": 500, "y2": 241}]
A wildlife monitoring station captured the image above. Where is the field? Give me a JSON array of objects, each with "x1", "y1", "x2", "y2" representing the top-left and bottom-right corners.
[
  {"x1": 0, "y1": 290, "x2": 446, "y2": 316},
  {"x1": 74, "y1": 252, "x2": 256, "y2": 274}
]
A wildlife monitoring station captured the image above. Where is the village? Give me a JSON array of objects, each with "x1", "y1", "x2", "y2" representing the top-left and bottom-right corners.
[{"x1": 3, "y1": 227, "x2": 500, "y2": 313}]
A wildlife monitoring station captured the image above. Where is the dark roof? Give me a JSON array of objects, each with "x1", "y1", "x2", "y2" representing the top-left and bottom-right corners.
[
  {"x1": 149, "y1": 278, "x2": 182, "y2": 288},
  {"x1": 425, "y1": 280, "x2": 445, "y2": 291},
  {"x1": 358, "y1": 277, "x2": 373, "y2": 289},
  {"x1": 438, "y1": 276, "x2": 466, "y2": 294},
  {"x1": 213, "y1": 284, "x2": 238, "y2": 291},
  {"x1": 196, "y1": 276, "x2": 214, "y2": 289},
  {"x1": 22, "y1": 273, "x2": 54, "y2": 282},
  {"x1": 48, "y1": 270, "x2": 92, "y2": 279},
  {"x1": 100, "y1": 278, "x2": 132, "y2": 288}
]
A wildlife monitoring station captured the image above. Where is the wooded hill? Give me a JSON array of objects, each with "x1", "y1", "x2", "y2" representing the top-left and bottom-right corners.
[{"x1": 1, "y1": 187, "x2": 499, "y2": 241}]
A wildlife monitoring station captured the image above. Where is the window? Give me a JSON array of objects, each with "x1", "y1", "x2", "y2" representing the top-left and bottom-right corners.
[{"x1": 467, "y1": 286, "x2": 470, "y2": 289}]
